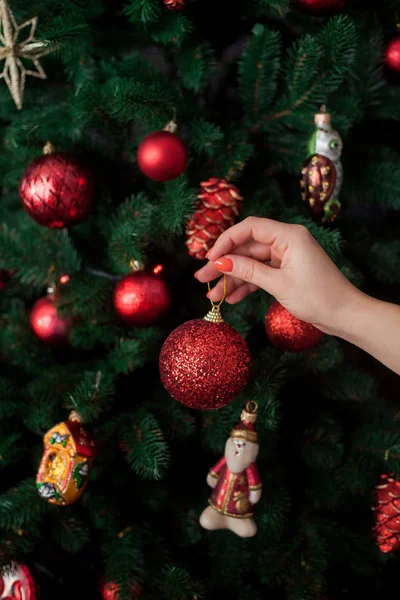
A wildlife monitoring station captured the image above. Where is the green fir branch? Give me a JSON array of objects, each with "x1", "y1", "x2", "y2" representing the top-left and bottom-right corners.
[
  {"x1": 151, "y1": 13, "x2": 193, "y2": 48},
  {"x1": 177, "y1": 43, "x2": 216, "y2": 93},
  {"x1": 156, "y1": 565, "x2": 204, "y2": 600},
  {"x1": 188, "y1": 118, "x2": 224, "y2": 157},
  {"x1": 238, "y1": 24, "x2": 281, "y2": 123},
  {"x1": 0, "y1": 480, "x2": 48, "y2": 530},
  {"x1": 51, "y1": 516, "x2": 90, "y2": 553},
  {"x1": 124, "y1": 0, "x2": 161, "y2": 24},
  {"x1": 65, "y1": 370, "x2": 115, "y2": 422},
  {"x1": 120, "y1": 410, "x2": 170, "y2": 480}
]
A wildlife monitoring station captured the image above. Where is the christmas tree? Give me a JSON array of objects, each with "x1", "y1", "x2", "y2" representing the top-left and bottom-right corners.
[{"x1": 0, "y1": 0, "x2": 400, "y2": 598}]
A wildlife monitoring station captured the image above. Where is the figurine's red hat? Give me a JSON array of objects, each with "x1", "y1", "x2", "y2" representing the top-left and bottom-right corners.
[{"x1": 230, "y1": 401, "x2": 258, "y2": 444}]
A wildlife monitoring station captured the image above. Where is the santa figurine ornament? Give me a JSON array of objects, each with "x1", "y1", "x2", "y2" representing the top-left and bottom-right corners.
[{"x1": 200, "y1": 401, "x2": 262, "y2": 537}]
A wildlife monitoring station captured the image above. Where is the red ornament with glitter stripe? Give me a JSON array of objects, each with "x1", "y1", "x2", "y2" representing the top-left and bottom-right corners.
[
  {"x1": 186, "y1": 178, "x2": 243, "y2": 260},
  {"x1": 19, "y1": 150, "x2": 93, "y2": 228},
  {"x1": 373, "y1": 474, "x2": 400, "y2": 554}
]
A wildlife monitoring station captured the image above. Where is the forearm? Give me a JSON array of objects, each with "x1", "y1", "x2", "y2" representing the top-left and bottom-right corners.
[{"x1": 332, "y1": 290, "x2": 400, "y2": 375}]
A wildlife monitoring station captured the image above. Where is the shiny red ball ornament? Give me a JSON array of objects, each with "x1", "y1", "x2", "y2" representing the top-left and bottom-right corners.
[
  {"x1": 99, "y1": 579, "x2": 141, "y2": 600},
  {"x1": 295, "y1": 0, "x2": 346, "y2": 15},
  {"x1": 265, "y1": 301, "x2": 323, "y2": 353},
  {"x1": 385, "y1": 37, "x2": 400, "y2": 72},
  {"x1": 137, "y1": 131, "x2": 187, "y2": 182},
  {"x1": 30, "y1": 296, "x2": 73, "y2": 347},
  {"x1": 164, "y1": 0, "x2": 185, "y2": 8},
  {"x1": 159, "y1": 308, "x2": 251, "y2": 410},
  {"x1": 373, "y1": 474, "x2": 400, "y2": 554},
  {"x1": 19, "y1": 152, "x2": 94, "y2": 228},
  {"x1": 113, "y1": 271, "x2": 171, "y2": 327},
  {"x1": 0, "y1": 562, "x2": 37, "y2": 599}
]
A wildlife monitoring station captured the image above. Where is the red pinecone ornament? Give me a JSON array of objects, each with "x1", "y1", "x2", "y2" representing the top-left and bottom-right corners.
[
  {"x1": 186, "y1": 178, "x2": 243, "y2": 260},
  {"x1": 19, "y1": 152, "x2": 93, "y2": 228},
  {"x1": 373, "y1": 474, "x2": 400, "y2": 554},
  {"x1": 164, "y1": 0, "x2": 185, "y2": 9}
]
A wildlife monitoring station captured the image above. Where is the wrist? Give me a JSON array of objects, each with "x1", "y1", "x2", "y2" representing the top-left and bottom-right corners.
[{"x1": 327, "y1": 286, "x2": 374, "y2": 342}]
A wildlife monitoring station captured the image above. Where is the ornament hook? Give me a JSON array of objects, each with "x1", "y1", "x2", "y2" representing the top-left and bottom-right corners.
[
  {"x1": 206, "y1": 274, "x2": 227, "y2": 310},
  {"x1": 246, "y1": 400, "x2": 258, "y2": 414}
]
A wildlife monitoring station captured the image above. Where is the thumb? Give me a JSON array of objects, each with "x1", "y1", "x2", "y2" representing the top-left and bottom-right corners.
[{"x1": 214, "y1": 255, "x2": 282, "y2": 296}]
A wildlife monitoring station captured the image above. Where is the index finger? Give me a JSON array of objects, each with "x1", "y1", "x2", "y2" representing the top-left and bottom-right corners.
[{"x1": 206, "y1": 216, "x2": 291, "y2": 261}]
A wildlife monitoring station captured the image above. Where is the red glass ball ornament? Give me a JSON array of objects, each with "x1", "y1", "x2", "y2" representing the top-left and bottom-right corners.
[
  {"x1": 159, "y1": 315, "x2": 251, "y2": 410},
  {"x1": 99, "y1": 579, "x2": 141, "y2": 600},
  {"x1": 19, "y1": 152, "x2": 94, "y2": 228},
  {"x1": 137, "y1": 131, "x2": 187, "y2": 182},
  {"x1": 265, "y1": 301, "x2": 323, "y2": 353},
  {"x1": 295, "y1": 0, "x2": 346, "y2": 15},
  {"x1": 385, "y1": 37, "x2": 400, "y2": 72},
  {"x1": 0, "y1": 562, "x2": 37, "y2": 599},
  {"x1": 113, "y1": 271, "x2": 171, "y2": 327},
  {"x1": 30, "y1": 296, "x2": 73, "y2": 347}
]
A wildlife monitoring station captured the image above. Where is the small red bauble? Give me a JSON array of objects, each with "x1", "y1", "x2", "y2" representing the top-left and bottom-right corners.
[
  {"x1": 137, "y1": 131, "x2": 187, "y2": 182},
  {"x1": 385, "y1": 38, "x2": 400, "y2": 72},
  {"x1": 99, "y1": 579, "x2": 141, "y2": 600},
  {"x1": 113, "y1": 271, "x2": 171, "y2": 327},
  {"x1": 19, "y1": 152, "x2": 94, "y2": 228},
  {"x1": 295, "y1": 0, "x2": 346, "y2": 15},
  {"x1": 30, "y1": 296, "x2": 73, "y2": 347},
  {"x1": 265, "y1": 301, "x2": 323, "y2": 353},
  {"x1": 373, "y1": 474, "x2": 400, "y2": 554},
  {"x1": 0, "y1": 562, "x2": 37, "y2": 599},
  {"x1": 159, "y1": 309, "x2": 251, "y2": 410}
]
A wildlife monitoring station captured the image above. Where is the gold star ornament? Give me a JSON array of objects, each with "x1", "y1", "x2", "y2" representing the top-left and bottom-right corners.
[{"x1": 0, "y1": 0, "x2": 54, "y2": 109}]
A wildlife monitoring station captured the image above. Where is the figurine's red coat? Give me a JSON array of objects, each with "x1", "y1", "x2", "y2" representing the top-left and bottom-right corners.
[{"x1": 208, "y1": 456, "x2": 261, "y2": 518}]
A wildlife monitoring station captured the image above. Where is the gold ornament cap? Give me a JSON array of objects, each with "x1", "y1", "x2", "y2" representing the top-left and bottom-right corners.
[
  {"x1": 230, "y1": 401, "x2": 258, "y2": 444},
  {"x1": 203, "y1": 305, "x2": 224, "y2": 323}
]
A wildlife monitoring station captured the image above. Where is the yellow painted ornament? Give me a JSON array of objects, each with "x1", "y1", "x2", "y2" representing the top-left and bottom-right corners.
[{"x1": 36, "y1": 411, "x2": 96, "y2": 506}]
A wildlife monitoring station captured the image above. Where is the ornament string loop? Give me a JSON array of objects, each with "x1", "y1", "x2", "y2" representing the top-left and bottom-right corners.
[
  {"x1": 246, "y1": 400, "x2": 258, "y2": 414},
  {"x1": 207, "y1": 274, "x2": 227, "y2": 309}
]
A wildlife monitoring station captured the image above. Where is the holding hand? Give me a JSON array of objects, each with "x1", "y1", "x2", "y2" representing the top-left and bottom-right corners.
[
  {"x1": 194, "y1": 216, "x2": 359, "y2": 336},
  {"x1": 194, "y1": 217, "x2": 400, "y2": 375}
]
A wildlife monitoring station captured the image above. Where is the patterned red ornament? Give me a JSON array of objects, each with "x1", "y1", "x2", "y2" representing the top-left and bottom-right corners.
[
  {"x1": 113, "y1": 270, "x2": 171, "y2": 327},
  {"x1": 19, "y1": 152, "x2": 93, "y2": 228},
  {"x1": 295, "y1": 0, "x2": 346, "y2": 14},
  {"x1": 137, "y1": 131, "x2": 187, "y2": 182},
  {"x1": 0, "y1": 562, "x2": 37, "y2": 599},
  {"x1": 385, "y1": 38, "x2": 400, "y2": 72},
  {"x1": 373, "y1": 474, "x2": 400, "y2": 554},
  {"x1": 265, "y1": 301, "x2": 323, "y2": 353},
  {"x1": 159, "y1": 306, "x2": 251, "y2": 410},
  {"x1": 186, "y1": 178, "x2": 243, "y2": 260},
  {"x1": 99, "y1": 579, "x2": 141, "y2": 600},
  {"x1": 30, "y1": 296, "x2": 73, "y2": 347},
  {"x1": 164, "y1": 0, "x2": 185, "y2": 9}
]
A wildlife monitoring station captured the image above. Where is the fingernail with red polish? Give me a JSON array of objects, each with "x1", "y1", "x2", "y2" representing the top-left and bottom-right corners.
[{"x1": 214, "y1": 258, "x2": 233, "y2": 272}]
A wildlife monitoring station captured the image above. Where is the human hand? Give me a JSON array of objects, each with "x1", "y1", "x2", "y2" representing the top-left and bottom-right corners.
[{"x1": 194, "y1": 216, "x2": 362, "y2": 336}]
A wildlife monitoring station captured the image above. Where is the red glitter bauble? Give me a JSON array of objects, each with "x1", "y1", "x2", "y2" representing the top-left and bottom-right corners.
[
  {"x1": 373, "y1": 474, "x2": 400, "y2": 554},
  {"x1": 30, "y1": 296, "x2": 73, "y2": 347},
  {"x1": 295, "y1": 0, "x2": 346, "y2": 15},
  {"x1": 265, "y1": 301, "x2": 323, "y2": 353},
  {"x1": 19, "y1": 152, "x2": 94, "y2": 228},
  {"x1": 113, "y1": 271, "x2": 171, "y2": 327},
  {"x1": 99, "y1": 580, "x2": 141, "y2": 600},
  {"x1": 137, "y1": 131, "x2": 187, "y2": 182},
  {"x1": 159, "y1": 314, "x2": 251, "y2": 410},
  {"x1": 385, "y1": 37, "x2": 400, "y2": 72}
]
